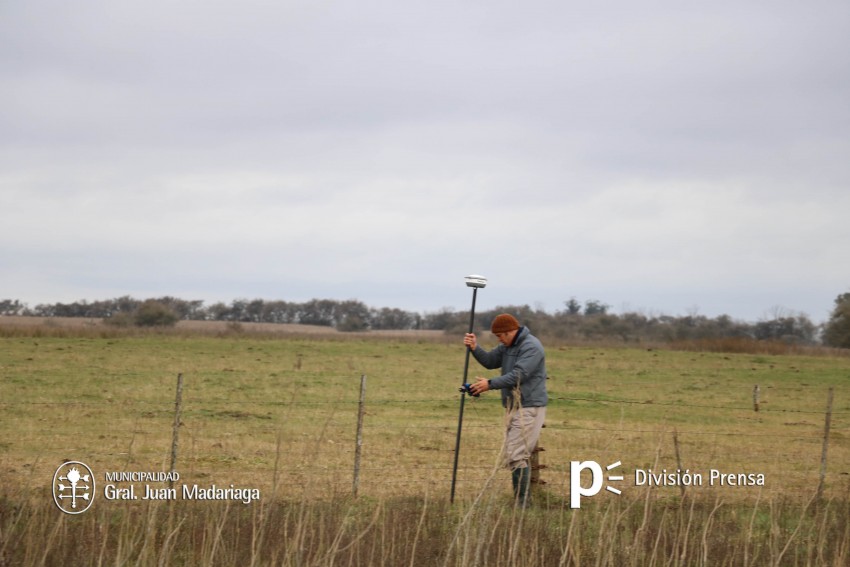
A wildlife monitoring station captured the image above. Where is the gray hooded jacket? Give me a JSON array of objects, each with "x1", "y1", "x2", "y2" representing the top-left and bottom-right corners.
[{"x1": 471, "y1": 326, "x2": 548, "y2": 408}]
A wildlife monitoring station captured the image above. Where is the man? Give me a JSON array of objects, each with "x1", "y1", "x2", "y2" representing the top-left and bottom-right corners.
[{"x1": 464, "y1": 313, "x2": 547, "y2": 507}]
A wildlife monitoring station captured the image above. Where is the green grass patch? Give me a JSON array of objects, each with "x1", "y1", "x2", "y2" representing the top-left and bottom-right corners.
[{"x1": 2, "y1": 334, "x2": 849, "y2": 499}]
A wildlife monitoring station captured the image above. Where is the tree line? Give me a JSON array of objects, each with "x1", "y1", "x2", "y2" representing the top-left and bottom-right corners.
[
  {"x1": 1, "y1": 294, "x2": 849, "y2": 348},
  {"x1": 0, "y1": 296, "x2": 421, "y2": 331}
]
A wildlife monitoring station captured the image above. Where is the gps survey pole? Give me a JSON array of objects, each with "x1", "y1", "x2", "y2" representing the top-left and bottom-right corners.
[{"x1": 450, "y1": 274, "x2": 487, "y2": 504}]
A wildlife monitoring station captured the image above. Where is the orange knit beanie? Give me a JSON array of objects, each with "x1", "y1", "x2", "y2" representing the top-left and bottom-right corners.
[{"x1": 491, "y1": 314, "x2": 520, "y2": 334}]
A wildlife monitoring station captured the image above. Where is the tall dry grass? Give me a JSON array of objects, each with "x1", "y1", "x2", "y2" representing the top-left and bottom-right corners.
[
  {"x1": 665, "y1": 337, "x2": 849, "y2": 357},
  {"x1": 2, "y1": 484, "x2": 849, "y2": 566},
  {"x1": 0, "y1": 316, "x2": 450, "y2": 343},
  {"x1": 3, "y1": 319, "x2": 849, "y2": 565}
]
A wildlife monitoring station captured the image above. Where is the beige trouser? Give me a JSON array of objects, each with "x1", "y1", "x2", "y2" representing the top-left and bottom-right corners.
[{"x1": 503, "y1": 406, "x2": 546, "y2": 470}]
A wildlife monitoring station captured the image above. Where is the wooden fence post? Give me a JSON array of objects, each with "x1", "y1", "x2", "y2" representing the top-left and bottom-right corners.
[
  {"x1": 816, "y1": 386, "x2": 834, "y2": 500},
  {"x1": 353, "y1": 374, "x2": 367, "y2": 498},
  {"x1": 673, "y1": 429, "x2": 686, "y2": 498},
  {"x1": 530, "y1": 445, "x2": 546, "y2": 486},
  {"x1": 169, "y1": 373, "x2": 184, "y2": 491},
  {"x1": 753, "y1": 385, "x2": 760, "y2": 412}
]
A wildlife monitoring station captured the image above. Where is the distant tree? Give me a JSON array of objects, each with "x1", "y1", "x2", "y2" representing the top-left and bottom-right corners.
[
  {"x1": 752, "y1": 307, "x2": 816, "y2": 344},
  {"x1": 337, "y1": 314, "x2": 369, "y2": 332},
  {"x1": 708, "y1": 314, "x2": 753, "y2": 339},
  {"x1": 228, "y1": 299, "x2": 250, "y2": 321},
  {"x1": 110, "y1": 296, "x2": 141, "y2": 316},
  {"x1": 206, "y1": 302, "x2": 230, "y2": 321},
  {"x1": 152, "y1": 297, "x2": 204, "y2": 320},
  {"x1": 262, "y1": 300, "x2": 297, "y2": 324},
  {"x1": 563, "y1": 298, "x2": 582, "y2": 315},
  {"x1": 822, "y1": 293, "x2": 850, "y2": 348},
  {"x1": 103, "y1": 312, "x2": 135, "y2": 327},
  {"x1": 184, "y1": 300, "x2": 206, "y2": 320},
  {"x1": 335, "y1": 300, "x2": 371, "y2": 331},
  {"x1": 753, "y1": 314, "x2": 816, "y2": 343},
  {"x1": 583, "y1": 299, "x2": 610, "y2": 316},
  {"x1": 243, "y1": 299, "x2": 266, "y2": 323},
  {"x1": 422, "y1": 308, "x2": 463, "y2": 330},
  {"x1": 618, "y1": 311, "x2": 651, "y2": 341},
  {"x1": 134, "y1": 300, "x2": 179, "y2": 327},
  {"x1": 370, "y1": 307, "x2": 417, "y2": 330},
  {"x1": 0, "y1": 299, "x2": 25, "y2": 316},
  {"x1": 298, "y1": 299, "x2": 337, "y2": 326},
  {"x1": 43, "y1": 301, "x2": 86, "y2": 317}
]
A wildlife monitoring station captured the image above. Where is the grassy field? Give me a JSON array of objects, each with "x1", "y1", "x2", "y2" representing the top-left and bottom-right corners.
[{"x1": 1, "y1": 321, "x2": 849, "y2": 564}]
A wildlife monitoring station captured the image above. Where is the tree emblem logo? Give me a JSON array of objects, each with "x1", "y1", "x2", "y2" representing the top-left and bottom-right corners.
[{"x1": 52, "y1": 461, "x2": 96, "y2": 514}]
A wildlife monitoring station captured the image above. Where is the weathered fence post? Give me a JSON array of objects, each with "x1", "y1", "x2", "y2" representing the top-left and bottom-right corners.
[
  {"x1": 530, "y1": 444, "x2": 546, "y2": 486},
  {"x1": 673, "y1": 429, "x2": 686, "y2": 498},
  {"x1": 816, "y1": 386, "x2": 834, "y2": 500},
  {"x1": 753, "y1": 385, "x2": 760, "y2": 412},
  {"x1": 353, "y1": 374, "x2": 367, "y2": 498},
  {"x1": 169, "y1": 373, "x2": 184, "y2": 491}
]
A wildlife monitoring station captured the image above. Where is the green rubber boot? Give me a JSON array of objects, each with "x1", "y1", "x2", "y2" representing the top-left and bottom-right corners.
[
  {"x1": 517, "y1": 466, "x2": 532, "y2": 508},
  {"x1": 511, "y1": 467, "x2": 521, "y2": 501},
  {"x1": 512, "y1": 467, "x2": 531, "y2": 508}
]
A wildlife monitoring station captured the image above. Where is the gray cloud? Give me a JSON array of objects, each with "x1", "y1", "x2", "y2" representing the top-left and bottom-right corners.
[{"x1": 2, "y1": 0, "x2": 848, "y2": 322}]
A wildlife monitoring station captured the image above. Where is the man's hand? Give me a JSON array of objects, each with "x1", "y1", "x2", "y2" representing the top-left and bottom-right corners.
[
  {"x1": 463, "y1": 333, "x2": 477, "y2": 350},
  {"x1": 469, "y1": 377, "x2": 490, "y2": 396}
]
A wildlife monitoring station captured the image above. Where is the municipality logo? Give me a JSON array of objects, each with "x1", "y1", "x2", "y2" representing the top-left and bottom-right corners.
[{"x1": 52, "y1": 461, "x2": 95, "y2": 514}]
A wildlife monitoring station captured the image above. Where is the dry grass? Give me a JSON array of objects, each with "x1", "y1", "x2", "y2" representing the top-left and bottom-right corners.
[
  {"x1": 2, "y1": 330, "x2": 848, "y2": 499},
  {"x1": 666, "y1": 337, "x2": 850, "y2": 357},
  {"x1": 2, "y1": 319, "x2": 850, "y2": 565},
  {"x1": 2, "y1": 485, "x2": 849, "y2": 566},
  {"x1": 0, "y1": 315, "x2": 448, "y2": 341}
]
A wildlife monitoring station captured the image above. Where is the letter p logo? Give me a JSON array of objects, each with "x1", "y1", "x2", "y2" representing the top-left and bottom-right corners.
[{"x1": 570, "y1": 460, "x2": 623, "y2": 509}]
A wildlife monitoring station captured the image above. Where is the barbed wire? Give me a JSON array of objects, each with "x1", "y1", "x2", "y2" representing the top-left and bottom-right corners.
[
  {"x1": 23, "y1": 462, "x2": 837, "y2": 495},
  {"x1": 1, "y1": 395, "x2": 846, "y2": 415},
  {"x1": 17, "y1": 423, "x2": 846, "y2": 447},
  {"x1": 27, "y1": 451, "x2": 841, "y2": 485}
]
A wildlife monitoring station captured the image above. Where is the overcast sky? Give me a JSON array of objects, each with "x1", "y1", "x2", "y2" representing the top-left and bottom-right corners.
[{"x1": 2, "y1": 0, "x2": 848, "y2": 323}]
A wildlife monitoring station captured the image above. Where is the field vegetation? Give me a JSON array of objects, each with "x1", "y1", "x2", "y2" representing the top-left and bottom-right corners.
[
  {"x1": 1, "y1": 319, "x2": 848, "y2": 565},
  {"x1": 6, "y1": 289, "x2": 849, "y2": 346}
]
